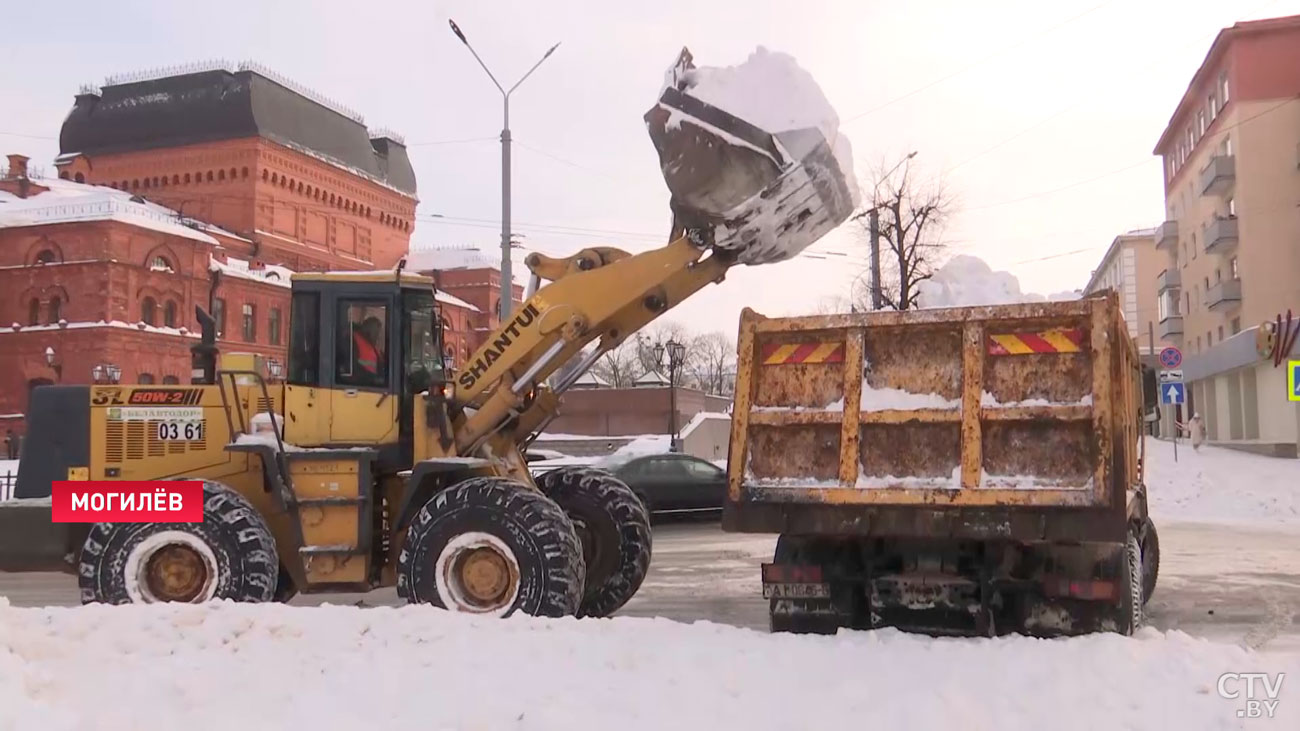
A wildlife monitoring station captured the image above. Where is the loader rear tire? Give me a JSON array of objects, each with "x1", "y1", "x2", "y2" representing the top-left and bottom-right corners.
[
  {"x1": 535, "y1": 466, "x2": 652, "y2": 618},
  {"x1": 77, "y1": 480, "x2": 278, "y2": 605},
  {"x1": 397, "y1": 477, "x2": 585, "y2": 618}
]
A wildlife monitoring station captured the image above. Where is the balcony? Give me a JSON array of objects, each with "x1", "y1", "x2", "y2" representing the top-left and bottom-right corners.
[
  {"x1": 1199, "y1": 154, "x2": 1235, "y2": 196},
  {"x1": 1207, "y1": 278, "x2": 1242, "y2": 310},
  {"x1": 1156, "y1": 268, "x2": 1181, "y2": 292},
  {"x1": 1154, "y1": 220, "x2": 1178, "y2": 250},
  {"x1": 1204, "y1": 217, "x2": 1239, "y2": 254},
  {"x1": 1158, "y1": 316, "x2": 1184, "y2": 339}
]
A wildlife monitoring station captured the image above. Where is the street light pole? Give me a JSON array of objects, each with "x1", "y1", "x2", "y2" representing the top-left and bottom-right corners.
[{"x1": 449, "y1": 19, "x2": 559, "y2": 322}]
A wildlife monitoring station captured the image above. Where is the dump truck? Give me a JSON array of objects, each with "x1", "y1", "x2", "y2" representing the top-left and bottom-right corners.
[
  {"x1": 0, "y1": 47, "x2": 858, "y2": 619},
  {"x1": 724, "y1": 292, "x2": 1161, "y2": 636}
]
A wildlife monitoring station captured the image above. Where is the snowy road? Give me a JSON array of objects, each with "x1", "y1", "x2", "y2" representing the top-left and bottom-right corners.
[{"x1": 2, "y1": 519, "x2": 1296, "y2": 652}]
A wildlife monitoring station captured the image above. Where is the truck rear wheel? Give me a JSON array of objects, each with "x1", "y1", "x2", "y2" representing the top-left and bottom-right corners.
[
  {"x1": 77, "y1": 480, "x2": 278, "y2": 605},
  {"x1": 1139, "y1": 518, "x2": 1160, "y2": 604},
  {"x1": 397, "y1": 477, "x2": 585, "y2": 618},
  {"x1": 1114, "y1": 529, "x2": 1145, "y2": 635},
  {"x1": 535, "y1": 466, "x2": 652, "y2": 618}
]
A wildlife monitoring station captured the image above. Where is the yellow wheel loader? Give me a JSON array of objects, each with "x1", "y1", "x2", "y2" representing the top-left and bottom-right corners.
[{"x1": 0, "y1": 49, "x2": 858, "y2": 618}]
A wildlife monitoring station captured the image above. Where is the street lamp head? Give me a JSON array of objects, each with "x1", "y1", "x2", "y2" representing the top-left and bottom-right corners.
[
  {"x1": 448, "y1": 19, "x2": 468, "y2": 44},
  {"x1": 652, "y1": 342, "x2": 665, "y2": 365},
  {"x1": 668, "y1": 340, "x2": 686, "y2": 363},
  {"x1": 44, "y1": 346, "x2": 54, "y2": 365}
]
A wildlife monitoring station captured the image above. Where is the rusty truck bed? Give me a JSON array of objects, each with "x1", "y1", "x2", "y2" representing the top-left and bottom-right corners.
[{"x1": 723, "y1": 292, "x2": 1144, "y2": 540}]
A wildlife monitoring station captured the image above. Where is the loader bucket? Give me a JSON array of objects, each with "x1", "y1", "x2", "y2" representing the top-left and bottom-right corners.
[{"x1": 645, "y1": 48, "x2": 859, "y2": 265}]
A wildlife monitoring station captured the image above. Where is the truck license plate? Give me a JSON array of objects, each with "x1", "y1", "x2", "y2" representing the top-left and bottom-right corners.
[{"x1": 763, "y1": 583, "x2": 830, "y2": 599}]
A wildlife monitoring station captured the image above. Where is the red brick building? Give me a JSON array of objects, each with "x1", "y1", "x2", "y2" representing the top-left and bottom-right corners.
[{"x1": 0, "y1": 63, "x2": 522, "y2": 434}]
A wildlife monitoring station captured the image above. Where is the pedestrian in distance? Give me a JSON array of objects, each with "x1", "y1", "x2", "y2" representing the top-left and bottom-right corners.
[{"x1": 1175, "y1": 413, "x2": 1205, "y2": 452}]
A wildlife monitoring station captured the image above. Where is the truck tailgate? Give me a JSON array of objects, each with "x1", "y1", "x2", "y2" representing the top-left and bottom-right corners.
[{"x1": 725, "y1": 294, "x2": 1140, "y2": 517}]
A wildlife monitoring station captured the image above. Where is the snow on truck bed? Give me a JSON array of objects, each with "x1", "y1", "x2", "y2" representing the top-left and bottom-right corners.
[{"x1": 1, "y1": 600, "x2": 1296, "y2": 730}]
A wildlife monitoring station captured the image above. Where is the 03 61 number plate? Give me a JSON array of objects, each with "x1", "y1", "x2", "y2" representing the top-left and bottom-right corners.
[
  {"x1": 157, "y1": 420, "x2": 204, "y2": 441},
  {"x1": 762, "y1": 583, "x2": 831, "y2": 599}
]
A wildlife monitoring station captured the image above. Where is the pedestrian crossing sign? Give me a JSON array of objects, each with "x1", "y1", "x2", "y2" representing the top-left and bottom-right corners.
[{"x1": 1289, "y1": 360, "x2": 1300, "y2": 402}]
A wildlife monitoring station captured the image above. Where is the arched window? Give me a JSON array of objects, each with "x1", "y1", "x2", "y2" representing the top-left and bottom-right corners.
[
  {"x1": 262, "y1": 169, "x2": 269, "y2": 182},
  {"x1": 172, "y1": 175, "x2": 180, "y2": 185},
  {"x1": 329, "y1": 193, "x2": 336, "y2": 205},
  {"x1": 59, "y1": 172, "x2": 69, "y2": 180},
  {"x1": 271, "y1": 173, "x2": 279, "y2": 185},
  {"x1": 206, "y1": 170, "x2": 214, "y2": 182},
  {"x1": 297, "y1": 181, "x2": 304, "y2": 194},
  {"x1": 142, "y1": 178, "x2": 151, "y2": 189},
  {"x1": 281, "y1": 177, "x2": 288, "y2": 188},
  {"x1": 34, "y1": 249, "x2": 56, "y2": 265},
  {"x1": 131, "y1": 179, "x2": 140, "y2": 190},
  {"x1": 121, "y1": 180, "x2": 128, "y2": 189},
  {"x1": 241, "y1": 167, "x2": 249, "y2": 179},
  {"x1": 184, "y1": 173, "x2": 191, "y2": 184},
  {"x1": 138, "y1": 373, "x2": 156, "y2": 385},
  {"x1": 28, "y1": 298, "x2": 40, "y2": 326},
  {"x1": 163, "y1": 300, "x2": 177, "y2": 328},
  {"x1": 365, "y1": 206, "x2": 371, "y2": 218},
  {"x1": 159, "y1": 176, "x2": 168, "y2": 187},
  {"x1": 162, "y1": 375, "x2": 180, "y2": 384},
  {"x1": 152, "y1": 177, "x2": 159, "y2": 187},
  {"x1": 218, "y1": 169, "x2": 226, "y2": 181},
  {"x1": 141, "y1": 296, "x2": 157, "y2": 326},
  {"x1": 229, "y1": 167, "x2": 237, "y2": 179},
  {"x1": 47, "y1": 297, "x2": 61, "y2": 324},
  {"x1": 150, "y1": 256, "x2": 172, "y2": 272},
  {"x1": 74, "y1": 172, "x2": 85, "y2": 183}
]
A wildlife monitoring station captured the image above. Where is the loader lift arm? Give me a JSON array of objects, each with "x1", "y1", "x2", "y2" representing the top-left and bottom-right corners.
[{"x1": 446, "y1": 229, "x2": 732, "y2": 459}]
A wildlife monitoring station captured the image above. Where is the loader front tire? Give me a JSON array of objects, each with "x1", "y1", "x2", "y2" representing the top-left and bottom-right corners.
[
  {"x1": 397, "y1": 477, "x2": 585, "y2": 618},
  {"x1": 77, "y1": 480, "x2": 278, "y2": 605},
  {"x1": 535, "y1": 467, "x2": 652, "y2": 618}
]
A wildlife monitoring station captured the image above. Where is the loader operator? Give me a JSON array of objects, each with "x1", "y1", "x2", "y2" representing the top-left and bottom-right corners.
[{"x1": 350, "y1": 316, "x2": 386, "y2": 386}]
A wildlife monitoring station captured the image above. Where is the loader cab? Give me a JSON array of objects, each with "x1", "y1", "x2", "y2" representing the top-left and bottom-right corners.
[{"x1": 282, "y1": 271, "x2": 446, "y2": 473}]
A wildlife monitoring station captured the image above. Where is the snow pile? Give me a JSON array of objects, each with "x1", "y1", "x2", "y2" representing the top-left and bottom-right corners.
[
  {"x1": 680, "y1": 46, "x2": 859, "y2": 205},
  {"x1": 857, "y1": 466, "x2": 962, "y2": 489},
  {"x1": 981, "y1": 392, "x2": 1094, "y2": 407},
  {"x1": 679, "y1": 411, "x2": 729, "y2": 440},
  {"x1": 917, "y1": 255, "x2": 1081, "y2": 309},
  {"x1": 1145, "y1": 439, "x2": 1300, "y2": 527},
  {"x1": 598, "y1": 434, "x2": 673, "y2": 468},
  {"x1": 829, "y1": 382, "x2": 961, "y2": 412},
  {"x1": 1, "y1": 601, "x2": 1296, "y2": 730}
]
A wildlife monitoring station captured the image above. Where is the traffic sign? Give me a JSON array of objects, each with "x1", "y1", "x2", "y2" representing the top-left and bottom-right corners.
[
  {"x1": 1289, "y1": 360, "x2": 1300, "y2": 402},
  {"x1": 1159, "y1": 346, "x2": 1183, "y2": 369},
  {"x1": 1159, "y1": 369, "x2": 1183, "y2": 383},
  {"x1": 1160, "y1": 382, "x2": 1185, "y2": 405}
]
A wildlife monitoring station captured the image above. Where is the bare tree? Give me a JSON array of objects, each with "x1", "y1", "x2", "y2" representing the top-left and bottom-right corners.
[
  {"x1": 853, "y1": 154, "x2": 954, "y2": 311},
  {"x1": 687, "y1": 331, "x2": 735, "y2": 395},
  {"x1": 634, "y1": 322, "x2": 698, "y2": 380},
  {"x1": 588, "y1": 338, "x2": 642, "y2": 388}
]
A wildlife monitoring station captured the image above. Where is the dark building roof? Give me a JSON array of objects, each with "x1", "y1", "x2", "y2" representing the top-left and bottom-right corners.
[{"x1": 60, "y1": 65, "x2": 417, "y2": 195}]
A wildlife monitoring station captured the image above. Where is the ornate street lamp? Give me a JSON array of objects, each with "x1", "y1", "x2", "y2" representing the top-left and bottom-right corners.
[{"x1": 655, "y1": 338, "x2": 688, "y2": 451}]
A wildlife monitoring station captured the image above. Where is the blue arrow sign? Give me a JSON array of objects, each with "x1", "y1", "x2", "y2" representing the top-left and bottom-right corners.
[{"x1": 1160, "y1": 382, "x2": 1185, "y2": 405}]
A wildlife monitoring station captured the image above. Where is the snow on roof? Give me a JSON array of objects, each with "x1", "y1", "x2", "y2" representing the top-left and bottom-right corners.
[
  {"x1": 436, "y1": 290, "x2": 478, "y2": 311},
  {"x1": 680, "y1": 411, "x2": 729, "y2": 439},
  {"x1": 0, "y1": 177, "x2": 220, "y2": 244},
  {"x1": 406, "y1": 245, "x2": 500, "y2": 272},
  {"x1": 210, "y1": 255, "x2": 294, "y2": 289},
  {"x1": 0, "y1": 319, "x2": 200, "y2": 338},
  {"x1": 571, "y1": 371, "x2": 610, "y2": 388},
  {"x1": 634, "y1": 370, "x2": 670, "y2": 386}
]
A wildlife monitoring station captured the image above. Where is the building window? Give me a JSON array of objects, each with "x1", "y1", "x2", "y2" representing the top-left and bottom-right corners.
[
  {"x1": 34, "y1": 249, "x2": 57, "y2": 265},
  {"x1": 1191, "y1": 232, "x2": 1197, "y2": 259},
  {"x1": 27, "y1": 298, "x2": 40, "y2": 325},
  {"x1": 241, "y1": 167, "x2": 249, "y2": 179},
  {"x1": 269, "y1": 307, "x2": 282, "y2": 346},
  {"x1": 1231, "y1": 317, "x2": 1241, "y2": 334},
  {"x1": 1196, "y1": 336, "x2": 1201, "y2": 352},
  {"x1": 229, "y1": 167, "x2": 237, "y2": 180},
  {"x1": 141, "y1": 297, "x2": 157, "y2": 326},
  {"x1": 1183, "y1": 292, "x2": 1190, "y2": 314},
  {"x1": 1219, "y1": 70, "x2": 1230, "y2": 104},
  {"x1": 1230, "y1": 257, "x2": 1239, "y2": 279},
  {"x1": 1218, "y1": 325, "x2": 1224, "y2": 341},
  {"x1": 162, "y1": 375, "x2": 180, "y2": 384},
  {"x1": 206, "y1": 171, "x2": 214, "y2": 182},
  {"x1": 218, "y1": 169, "x2": 226, "y2": 181},
  {"x1": 164, "y1": 300, "x2": 177, "y2": 328},
  {"x1": 74, "y1": 172, "x2": 85, "y2": 183},
  {"x1": 172, "y1": 175, "x2": 180, "y2": 185},
  {"x1": 1226, "y1": 197, "x2": 1235, "y2": 217},
  {"x1": 150, "y1": 255, "x2": 173, "y2": 272},
  {"x1": 1159, "y1": 289, "x2": 1181, "y2": 320},
  {"x1": 184, "y1": 173, "x2": 192, "y2": 184},
  {"x1": 213, "y1": 297, "x2": 226, "y2": 338},
  {"x1": 48, "y1": 297, "x2": 61, "y2": 324},
  {"x1": 262, "y1": 169, "x2": 269, "y2": 182},
  {"x1": 1215, "y1": 268, "x2": 1221, "y2": 284},
  {"x1": 1203, "y1": 276, "x2": 1210, "y2": 293},
  {"x1": 138, "y1": 373, "x2": 155, "y2": 385},
  {"x1": 1209, "y1": 92, "x2": 1219, "y2": 119},
  {"x1": 1197, "y1": 110, "x2": 1206, "y2": 139},
  {"x1": 1206, "y1": 331, "x2": 1212, "y2": 346},
  {"x1": 242, "y1": 303, "x2": 256, "y2": 342},
  {"x1": 336, "y1": 299, "x2": 389, "y2": 388}
]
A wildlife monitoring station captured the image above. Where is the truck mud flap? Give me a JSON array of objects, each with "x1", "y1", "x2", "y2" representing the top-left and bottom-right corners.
[{"x1": 0, "y1": 499, "x2": 86, "y2": 573}]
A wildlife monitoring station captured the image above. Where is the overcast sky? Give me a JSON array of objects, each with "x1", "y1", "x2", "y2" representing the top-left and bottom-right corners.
[{"x1": 4, "y1": 0, "x2": 1297, "y2": 336}]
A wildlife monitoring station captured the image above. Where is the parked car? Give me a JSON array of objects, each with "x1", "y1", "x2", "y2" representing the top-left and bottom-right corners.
[{"x1": 605, "y1": 453, "x2": 727, "y2": 517}]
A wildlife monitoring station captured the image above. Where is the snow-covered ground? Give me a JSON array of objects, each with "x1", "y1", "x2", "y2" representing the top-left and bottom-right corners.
[
  {"x1": 1, "y1": 600, "x2": 1296, "y2": 731},
  {"x1": 1145, "y1": 438, "x2": 1300, "y2": 528}
]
